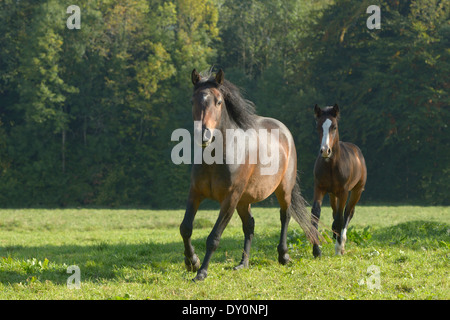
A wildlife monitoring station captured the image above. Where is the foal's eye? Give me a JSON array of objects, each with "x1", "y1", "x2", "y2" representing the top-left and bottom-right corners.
[{"x1": 217, "y1": 100, "x2": 223, "y2": 106}]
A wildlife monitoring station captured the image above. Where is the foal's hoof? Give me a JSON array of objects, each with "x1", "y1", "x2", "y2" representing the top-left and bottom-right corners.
[
  {"x1": 233, "y1": 260, "x2": 249, "y2": 270},
  {"x1": 313, "y1": 245, "x2": 322, "y2": 258},
  {"x1": 184, "y1": 254, "x2": 200, "y2": 272},
  {"x1": 278, "y1": 253, "x2": 291, "y2": 265},
  {"x1": 334, "y1": 241, "x2": 345, "y2": 256},
  {"x1": 192, "y1": 269, "x2": 207, "y2": 282}
]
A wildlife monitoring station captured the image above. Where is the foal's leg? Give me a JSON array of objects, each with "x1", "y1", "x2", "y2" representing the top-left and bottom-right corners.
[
  {"x1": 180, "y1": 190, "x2": 202, "y2": 272},
  {"x1": 193, "y1": 195, "x2": 239, "y2": 281},
  {"x1": 311, "y1": 188, "x2": 326, "y2": 258},
  {"x1": 329, "y1": 194, "x2": 338, "y2": 239},
  {"x1": 341, "y1": 188, "x2": 364, "y2": 250},
  {"x1": 235, "y1": 203, "x2": 254, "y2": 270},
  {"x1": 334, "y1": 192, "x2": 348, "y2": 255}
]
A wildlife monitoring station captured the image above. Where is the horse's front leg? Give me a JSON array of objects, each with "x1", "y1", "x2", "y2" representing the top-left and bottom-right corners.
[
  {"x1": 234, "y1": 203, "x2": 254, "y2": 270},
  {"x1": 193, "y1": 195, "x2": 239, "y2": 281},
  {"x1": 180, "y1": 190, "x2": 202, "y2": 272},
  {"x1": 333, "y1": 192, "x2": 348, "y2": 255}
]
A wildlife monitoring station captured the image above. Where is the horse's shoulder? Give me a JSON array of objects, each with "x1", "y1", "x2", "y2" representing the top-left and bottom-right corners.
[{"x1": 340, "y1": 142, "x2": 363, "y2": 157}]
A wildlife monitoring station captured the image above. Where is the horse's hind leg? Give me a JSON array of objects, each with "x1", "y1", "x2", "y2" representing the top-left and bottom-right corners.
[
  {"x1": 275, "y1": 188, "x2": 291, "y2": 265},
  {"x1": 311, "y1": 188, "x2": 326, "y2": 258},
  {"x1": 234, "y1": 203, "x2": 254, "y2": 270},
  {"x1": 180, "y1": 190, "x2": 202, "y2": 272}
]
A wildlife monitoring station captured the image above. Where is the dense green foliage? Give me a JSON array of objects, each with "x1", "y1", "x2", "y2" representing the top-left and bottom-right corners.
[{"x1": 0, "y1": 0, "x2": 448, "y2": 207}]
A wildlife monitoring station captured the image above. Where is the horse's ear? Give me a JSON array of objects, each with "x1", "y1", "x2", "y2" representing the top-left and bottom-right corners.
[
  {"x1": 191, "y1": 69, "x2": 201, "y2": 85},
  {"x1": 314, "y1": 104, "x2": 322, "y2": 119},
  {"x1": 215, "y1": 69, "x2": 224, "y2": 85},
  {"x1": 332, "y1": 103, "x2": 340, "y2": 118}
]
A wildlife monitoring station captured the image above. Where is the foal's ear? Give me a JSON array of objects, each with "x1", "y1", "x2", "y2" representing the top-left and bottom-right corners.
[
  {"x1": 191, "y1": 69, "x2": 201, "y2": 85},
  {"x1": 215, "y1": 69, "x2": 225, "y2": 85},
  {"x1": 331, "y1": 103, "x2": 340, "y2": 118},
  {"x1": 314, "y1": 104, "x2": 322, "y2": 119}
]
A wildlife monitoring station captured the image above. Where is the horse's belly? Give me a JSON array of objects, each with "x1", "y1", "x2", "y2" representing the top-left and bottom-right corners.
[{"x1": 240, "y1": 174, "x2": 281, "y2": 204}]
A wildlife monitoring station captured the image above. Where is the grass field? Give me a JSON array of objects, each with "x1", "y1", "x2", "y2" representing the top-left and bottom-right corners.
[{"x1": 0, "y1": 206, "x2": 448, "y2": 300}]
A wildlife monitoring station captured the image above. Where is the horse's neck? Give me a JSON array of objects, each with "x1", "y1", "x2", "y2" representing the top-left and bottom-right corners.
[{"x1": 331, "y1": 133, "x2": 341, "y2": 164}]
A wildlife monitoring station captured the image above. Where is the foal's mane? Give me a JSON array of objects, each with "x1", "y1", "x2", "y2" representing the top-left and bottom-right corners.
[{"x1": 194, "y1": 72, "x2": 257, "y2": 130}]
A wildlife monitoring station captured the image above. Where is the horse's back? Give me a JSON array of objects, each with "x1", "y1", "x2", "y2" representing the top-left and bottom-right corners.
[
  {"x1": 256, "y1": 116, "x2": 296, "y2": 154},
  {"x1": 238, "y1": 116, "x2": 297, "y2": 204},
  {"x1": 256, "y1": 116, "x2": 297, "y2": 171}
]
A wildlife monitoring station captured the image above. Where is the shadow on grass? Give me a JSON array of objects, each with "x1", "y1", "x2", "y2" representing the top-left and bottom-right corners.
[
  {"x1": 0, "y1": 219, "x2": 448, "y2": 286},
  {"x1": 0, "y1": 236, "x2": 254, "y2": 286},
  {"x1": 372, "y1": 220, "x2": 449, "y2": 246}
]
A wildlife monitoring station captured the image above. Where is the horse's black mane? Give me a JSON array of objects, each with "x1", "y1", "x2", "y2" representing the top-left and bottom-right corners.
[{"x1": 194, "y1": 76, "x2": 257, "y2": 130}]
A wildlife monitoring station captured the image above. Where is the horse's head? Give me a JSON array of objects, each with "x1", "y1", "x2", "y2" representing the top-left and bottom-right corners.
[
  {"x1": 191, "y1": 69, "x2": 226, "y2": 147},
  {"x1": 314, "y1": 104, "x2": 340, "y2": 159}
]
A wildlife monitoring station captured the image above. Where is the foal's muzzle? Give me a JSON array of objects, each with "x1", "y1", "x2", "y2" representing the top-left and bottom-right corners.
[{"x1": 320, "y1": 146, "x2": 332, "y2": 158}]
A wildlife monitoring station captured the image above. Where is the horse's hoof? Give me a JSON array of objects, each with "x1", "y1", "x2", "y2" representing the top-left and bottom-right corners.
[
  {"x1": 278, "y1": 253, "x2": 291, "y2": 265},
  {"x1": 192, "y1": 269, "x2": 207, "y2": 282},
  {"x1": 233, "y1": 261, "x2": 249, "y2": 270},
  {"x1": 334, "y1": 241, "x2": 345, "y2": 256},
  {"x1": 313, "y1": 245, "x2": 322, "y2": 258},
  {"x1": 184, "y1": 255, "x2": 200, "y2": 272}
]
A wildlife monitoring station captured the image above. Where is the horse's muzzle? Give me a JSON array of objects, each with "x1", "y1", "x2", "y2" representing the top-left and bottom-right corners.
[
  {"x1": 320, "y1": 146, "x2": 332, "y2": 158},
  {"x1": 201, "y1": 128, "x2": 213, "y2": 147}
]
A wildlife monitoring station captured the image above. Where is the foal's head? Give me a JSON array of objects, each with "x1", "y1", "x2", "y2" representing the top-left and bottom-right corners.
[
  {"x1": 314, "y1": 104, "x2": 340, "y2": 159},
  {"x1": 191, "y1": 69, "x2": 226, "y2": 147}
]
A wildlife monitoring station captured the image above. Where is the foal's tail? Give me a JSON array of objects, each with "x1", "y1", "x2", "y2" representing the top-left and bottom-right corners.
[{"x1": 288, "y1": 176, "x2": 321, "y2": 244}]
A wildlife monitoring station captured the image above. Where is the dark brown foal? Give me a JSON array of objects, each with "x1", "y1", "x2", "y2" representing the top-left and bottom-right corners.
[{"x1": 311, "y1": 104, "x2": 367, "y2": 257}]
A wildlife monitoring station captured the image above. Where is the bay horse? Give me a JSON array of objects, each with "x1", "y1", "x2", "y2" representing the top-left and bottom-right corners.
[
  {"x1": 179, "y1": 69, "x2": 316, "y2": 281},
  {"x1": 311, "y1": 104, "x2": 367, "y2": 257}
]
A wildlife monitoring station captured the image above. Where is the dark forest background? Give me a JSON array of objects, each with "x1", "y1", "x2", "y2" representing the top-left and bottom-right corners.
[{"x1": 0, "y1": 0, "x2": 448, "y2": 208}]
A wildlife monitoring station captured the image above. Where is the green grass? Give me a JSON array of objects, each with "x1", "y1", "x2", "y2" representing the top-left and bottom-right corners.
[{"x1": 0, "y1": 206, "x2": 448, "y2": 300}]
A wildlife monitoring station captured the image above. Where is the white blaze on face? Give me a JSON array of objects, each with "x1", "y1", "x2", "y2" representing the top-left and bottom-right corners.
[
  {"x1": 321, "y1": 119, "x2": 332, "y2": 151},
  {"x1": 202, "y1": 92, "x2": 211, "y2": 103}
]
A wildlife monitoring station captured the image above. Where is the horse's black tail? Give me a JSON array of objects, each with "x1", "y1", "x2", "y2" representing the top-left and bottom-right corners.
[{"x1": 288, "y1": 176, "x2": 321, "y2": 244}]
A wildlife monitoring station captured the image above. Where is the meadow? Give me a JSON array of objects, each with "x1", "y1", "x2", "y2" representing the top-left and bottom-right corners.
[{"x1": 0, "y1": 206, "x2": 448, "y2": 300}]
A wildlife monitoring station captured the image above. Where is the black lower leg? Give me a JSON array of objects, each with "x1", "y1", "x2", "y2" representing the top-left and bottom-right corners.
[
  {"x1": 278, "y1": 209, "x2": 291, "y2": 265},
  {"x1": 311, "y1": 201, "x2": 322, "y2": 257},
  {"x1": 236, "y1": 215, "x2": 254, "y2": 269},
  {"x1": 180, "y1": 220, "x2": 200, "y2": 272},
  {"x1": 193, "y1": 204, "x2": 236, "y2": 281}
]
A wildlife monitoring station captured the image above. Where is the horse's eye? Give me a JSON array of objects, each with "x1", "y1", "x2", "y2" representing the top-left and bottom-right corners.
[{"x1": 217, "y1": 100, "x2": 223, "y2": 106}]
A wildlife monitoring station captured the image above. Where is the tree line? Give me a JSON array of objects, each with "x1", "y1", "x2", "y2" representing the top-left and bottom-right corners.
[{"x1": 0, "y1": 0, "x2": 448, "y2": 208}]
